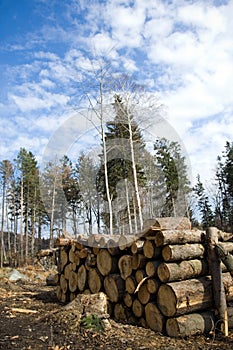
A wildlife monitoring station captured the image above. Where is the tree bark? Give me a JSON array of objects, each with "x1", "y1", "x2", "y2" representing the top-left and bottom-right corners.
[
  {"x1": 162, "y1": 243, "x2": 205, "y2": 262},
  {"x1": 155, "y1": 229, "x2": 204, "y2": 247},
  {"x1": 157, "y1": 259, "x2": 209, "y2": 283},
  {"x1": 166, "y1": 311, "x2": 215, "y2": 337},
  {"x1": 206, "y1": 227, "x2": 228, "y2": 335},
  {"x1": 143, "y1": 217, "x2": 191, "y2": 237},
  {"x1": 157, "y1": 276, "x2": 213, "y2": 317}
]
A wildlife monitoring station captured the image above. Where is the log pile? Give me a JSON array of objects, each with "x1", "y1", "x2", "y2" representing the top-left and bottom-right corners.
[{"x1": 55, "y1": 217, "x2": 233, "y2": 337}]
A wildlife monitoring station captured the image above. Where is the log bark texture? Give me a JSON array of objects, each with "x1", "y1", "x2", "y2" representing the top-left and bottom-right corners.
[
  {"x1": 206, "y1": 227, "x2": 228, "y2": 335},
  {"x1": 166, "y1": 311, "x2": 215, "y2": 337},
  {"x1": 157, "y1": 259, "x2": 209, "y2": 283},
  {"x1": 155, "y1": 229, "x2": 204, "y2": 247},
  {"x1": 162, "y1": 243, "x2": 205, "y2": 262}
]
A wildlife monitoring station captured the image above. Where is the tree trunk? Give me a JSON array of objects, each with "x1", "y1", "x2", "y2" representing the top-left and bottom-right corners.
[
  {"x1": 132, "y1": 299, "x2": 144, "y2": 318},
  {"x1": 145, "y1": 302, "x2": 165, "y2": 332},
  {"x1": 157, "y1": 259, "x2": 209, "y2": 283},
  {"x1": 123, "y1": 292, "x2": 133, "y2": 308},
  {"x1": 206, "y1": 227, "x2": 228, "y2": 335},
  {"x1": 97, "y1": 249, "x2": 118, "y2": 276},
  {"x1": 77, "y1": 265, "x2": 87, "y2": 292},
  {"x1": 131, "y1": 240, "x2": 144, "y2": 254},
  {"x1": 131, "y1": 253, "x2": 147, "y2": 270},
  {"x1": 146, "y1": 278, "x2": 160, "y2": 294},
  {"x1": 104, "y1": 274, "x2": 124, "y2": 302},
  {"x1": 125, "y1": 275, "x2": 137, "y2": 294},
  {"x1": 60, "y1": 248, "x2": 69, "y2": 271},
  {"x1": 143, "y1": 240, "x2": 161, "y2": 259},
  {"x1": 60, "y1": 274, "x2": 68, "y2": 294},
  {"x1": 68, "y1": 271, "x2": 78, "y2": 293},
  {"x1": 64, "y1": 263, "x2": 73, "y2": 280},
  {"x1": 162, "y1": 243, "x2": 205, "y2": 262},
  {"x1": 155, "y1": 229, "x2": 204, "y2": 247},
  {"x1": 138, "y1": 283, "x2": 154, "y2": 305},
  {"x1": 118, "y1": 255, "x2": 132, "y2": 280},
  {"x1": 166, "y1": 311, "x2": 215, "y2": 337},
  {"x1": 88, "y1": 268, "x2": 103, "y2": 294},
  {"x1": 114, "y1": 303, "x2": 129, "y2": 322},
  {"x1": 135, "y1": 269, "x2": 147, "y2": 283},
  {"x1": 145, "y1": 260, "x2": 161, "y2": 277},
  {"x1": 143, "y1": 217, "x2": 191, "y2": 234},
  {"x1": 157, "y1": 276, "x2": 213, "y2": 317}
]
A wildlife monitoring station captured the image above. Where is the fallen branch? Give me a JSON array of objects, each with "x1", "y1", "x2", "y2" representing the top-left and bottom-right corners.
[{"x1": 11, "y1": 307, "x2": 38, "y2": 314}]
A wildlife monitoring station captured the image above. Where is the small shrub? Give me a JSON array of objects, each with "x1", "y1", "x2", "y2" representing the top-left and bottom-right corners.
[{"x1": 80, "y1": 314, "x2": 104, "y2": 332}]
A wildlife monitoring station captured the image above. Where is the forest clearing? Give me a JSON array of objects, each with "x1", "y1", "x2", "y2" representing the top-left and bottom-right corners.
[
  {"x1": 1, "y1": 265, "x2": 233, "y2": 350},
  {"x1": 1, "y1": 219, "x2": 233, "y2": 350}
]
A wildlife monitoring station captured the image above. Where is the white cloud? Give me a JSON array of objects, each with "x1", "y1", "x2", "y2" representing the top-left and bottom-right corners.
[
  {"x1": 1, "y1": 0, "x2": 233, "y2": 188},
  {"x1": 10, "y1": 91, "x2": 70, "y2": 112}
]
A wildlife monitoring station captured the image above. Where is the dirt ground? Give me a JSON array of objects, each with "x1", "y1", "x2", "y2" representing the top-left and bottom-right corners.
[{"x1": 1, "y1": 266, "x2": 233, "y2": 350}]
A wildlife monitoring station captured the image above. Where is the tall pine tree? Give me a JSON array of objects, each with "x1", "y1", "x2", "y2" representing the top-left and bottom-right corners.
[{"x1": 97, "y1": 95, "x2": 146, "y2": 233}]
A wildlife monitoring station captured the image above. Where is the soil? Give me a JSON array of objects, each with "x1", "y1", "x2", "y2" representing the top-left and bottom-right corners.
[{"x1": 1, "y1": 266, "x2": 233, "y2": 350}]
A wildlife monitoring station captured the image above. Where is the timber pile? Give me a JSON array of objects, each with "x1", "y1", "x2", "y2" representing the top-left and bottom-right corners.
[{"x1": 55, "y1": 217, "x2": 233, "y2": 337}]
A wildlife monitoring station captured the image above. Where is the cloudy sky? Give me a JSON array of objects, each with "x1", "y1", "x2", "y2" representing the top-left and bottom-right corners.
[{"x1": 0, "y1": 0, "x2": 233, "y2": 186}]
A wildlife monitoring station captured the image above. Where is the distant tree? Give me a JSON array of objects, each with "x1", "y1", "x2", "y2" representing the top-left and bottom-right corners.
[
  {"x1": 154, "y1": 138, "x2": 191, "y2": 217},
  {"x1": 82, "y1": 62, "x2": 114, "y2": 234},
  {"x1": 15, "y1": 148, "x2": 39, "y2": 261},
  {"x1": 193, "y1": 174, "x2": 215, "y2": 228},
  {"x1": 0, "y1": 160, "x2": 13, "y2": 267},
  {"x1": 214, "y1": 142, "x2": 233, "y2": 231},
  {"x1": 40, "y1": 160, "x2": 64, "y2": 248},
  {"x1": 61, "y1": 155, "x2": 81, "y2": 236},
  {"x1": 77, "y1": 154, "x2": 99, "y2": 235},
  {"x1": 97, "y1": 94, "x2": 147, "y2": 233}
]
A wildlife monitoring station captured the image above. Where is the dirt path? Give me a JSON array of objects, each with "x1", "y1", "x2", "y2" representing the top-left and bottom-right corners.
[{"x1": 1, "y1": 267, "x2": 233, "y2": 350}]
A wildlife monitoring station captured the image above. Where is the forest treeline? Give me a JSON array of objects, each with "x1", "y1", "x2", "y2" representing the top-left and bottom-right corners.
[{"x1": 0, "y1": 93, "x2": 233, "y2": 266}]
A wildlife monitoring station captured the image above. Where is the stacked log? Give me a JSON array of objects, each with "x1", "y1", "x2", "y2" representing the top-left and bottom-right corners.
[{"x1": 55, "y1": 219, "x2": 233, "y2": 337}]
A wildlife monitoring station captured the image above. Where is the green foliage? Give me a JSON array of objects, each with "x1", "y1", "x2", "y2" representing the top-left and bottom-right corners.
[
  {"x1": 214, "y1": 141, "x2": 233, "y2": 231},
  {"x1": 80, "y1": 314, "x2": 104, "y2": 332},
  {"x1": 154, "y1": 138, "x2": 191, "y2": 217},
  {"x1": 193, "y1": 174, "x2": 215, "y2": 229}
]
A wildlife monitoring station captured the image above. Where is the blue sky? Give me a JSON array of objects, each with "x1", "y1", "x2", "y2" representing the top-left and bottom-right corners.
[{"x1": 0, "y1": 0, "x2": 233, "y2": 187}]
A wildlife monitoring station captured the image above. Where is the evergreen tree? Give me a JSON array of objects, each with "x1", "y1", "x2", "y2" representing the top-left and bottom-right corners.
[
  {"x1": 15, "y1": 148, "x2": 39, "y2": 261},
  {"x1": 61, "y1": 155, "x2": 81, "y2": 236},
  {"x1": 97, "y1": 95, "x2": 146, "y2": 233},
  {"x1": 154, "y1": 138, "x2": 191, "y2": 217},
  {"x1": 214, "y1": 142, "x2": 233, "y2": 231},
  {"x1": 193, "y1": 174, "x2": 214, "y2": 228}
]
